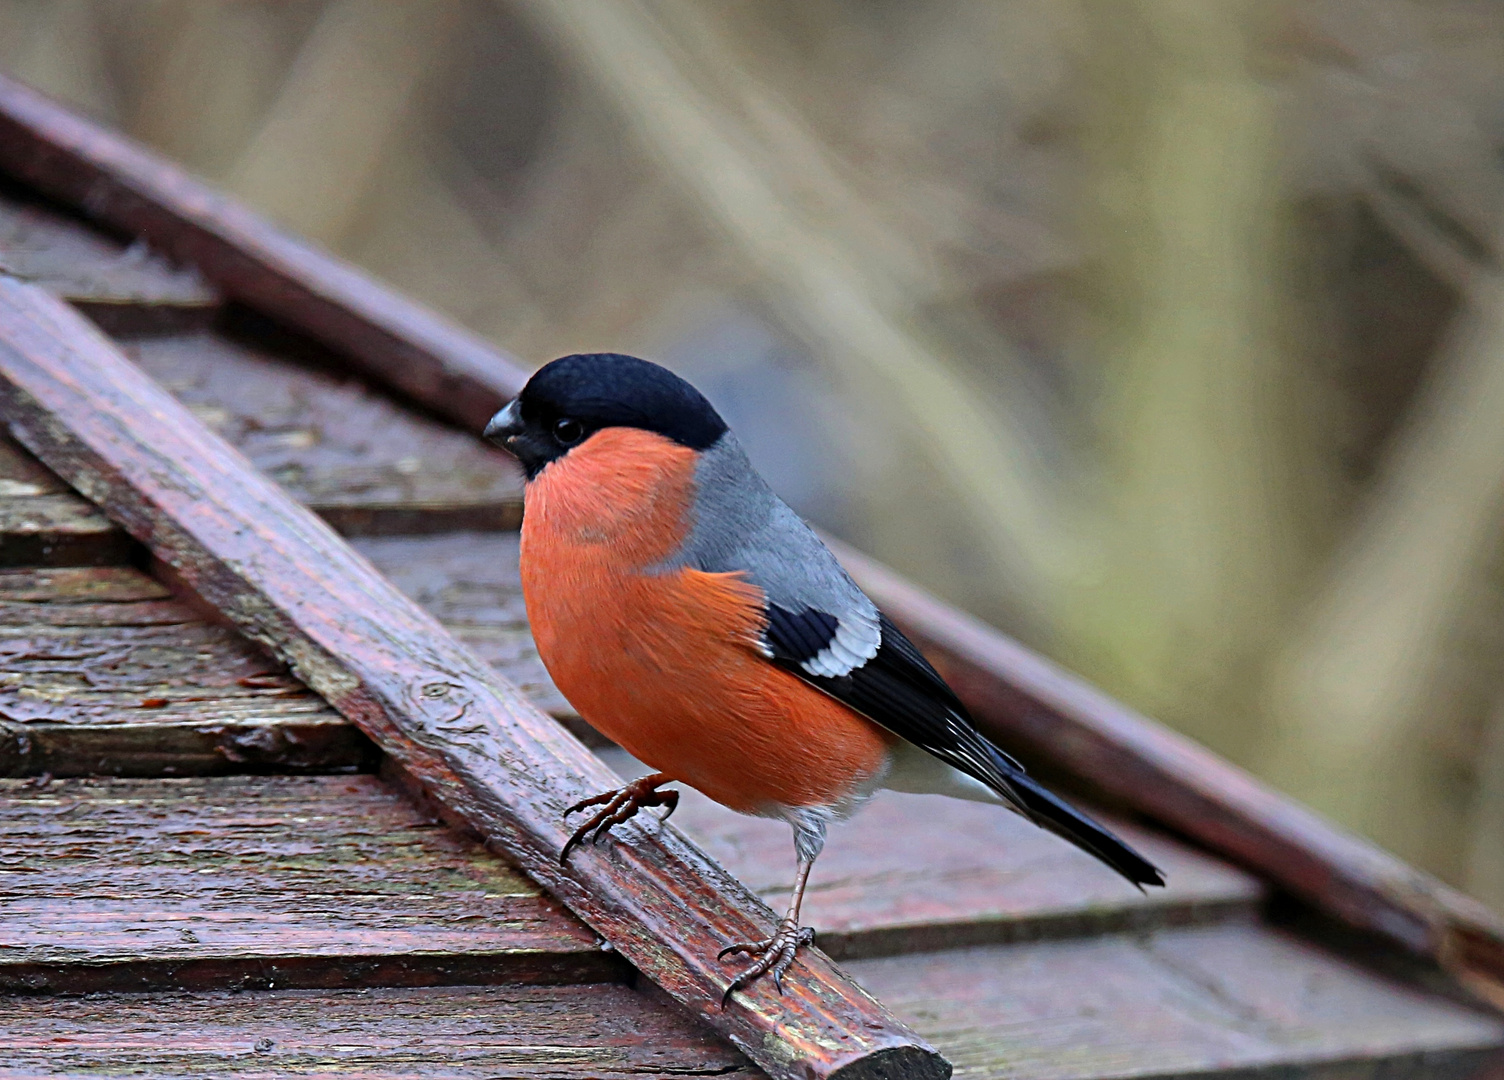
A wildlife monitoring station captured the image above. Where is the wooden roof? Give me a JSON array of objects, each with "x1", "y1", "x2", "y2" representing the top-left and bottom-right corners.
[{"x1": 0, "y1": 74, "x2": 1502, "y2": 1080}]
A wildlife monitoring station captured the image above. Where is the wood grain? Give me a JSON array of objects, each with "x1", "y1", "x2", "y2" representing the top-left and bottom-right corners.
[
  {"x1": 0, "y1": 186, "x2": 220, "y2": 334},
  {"x1": 0, "y1": 73, "x2": 527, "y2": 431},
  {"x1": 0, "y1": 564, "x2": 374, "y2": 777},
  {"x1": 598, "y1": 748, "x2": 1264, "y2": 960},
  {"x1": 352, "y1": 532, "x2": 572, "y2": 718},
  {"x1": 0, "y1": 436, "x2": 129, "y2": 565},
  {"x1": 125, "y1": 332, "x2": 523, "y2": 535},
  {"x1": 847, "y1": 924, "x2": 1504, "y2": 1080},
  {"x1": 0, "y1": 773, "x2": 620, "y2": 994},
  {"x1": 0, "y1": 983, "x2": 759, "y2": 1079},
  {"x1": 828, "y1": 539, "x2": 1504, "y2": 999},
  {"x1": 0, "y1": 279, "x2": 945, "y2": 1080}
]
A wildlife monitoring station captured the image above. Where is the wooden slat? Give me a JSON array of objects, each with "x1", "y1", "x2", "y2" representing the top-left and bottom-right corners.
[
  {"x1": 598, "y1": 748, "x2": 1264, "y2": 961},
  {"x1": 0, "y1": 73, "x2": 524, "y2": 432},
  {"x1": 0, "y1": 565, "x2": 373, "y2": 777},
  {"x1": 0, "y1": 556, "x2": 571, "y2": 777},
  {"x1": 0, "y1": 280, "x2": 943, "y2": 1080},
  {"x1": 0, "y1": 983, "x2": 759, "y2": 1079},
  {"x1": 0, "y1": 435, "x2": 128, "y2": 566},
  {"x1": 0, "y1": 186, "x2": 220, "y2": 335},
  {"x1": 0, "y1": 774, "x2": 620, "y2": 994},
  {"x1": 846, "y1": 925, "x2": 1504, "y2": 1080},
  {"x1": 125, "y1": 332, "x2": 523, "y2": 535},
  {"x1": 353, "y1": 532, "x2": 572, "y2": 718},
  {"x1": 828, "y1": 540, "x2": 1504, "y2": 1000}
]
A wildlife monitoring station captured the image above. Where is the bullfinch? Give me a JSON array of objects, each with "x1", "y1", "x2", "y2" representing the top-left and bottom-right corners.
[{"x1": 484, "y1": 353, "x2": 1163, "y2": 1004}]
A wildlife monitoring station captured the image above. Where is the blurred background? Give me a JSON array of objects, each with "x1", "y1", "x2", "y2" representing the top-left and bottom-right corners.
[{"x1": 2, "y1": 0, "x2": 1502, "y2": 910}]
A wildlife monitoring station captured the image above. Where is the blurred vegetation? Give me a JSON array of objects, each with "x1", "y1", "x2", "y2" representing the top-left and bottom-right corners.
[{"x1": 4, "y1": 0, "x2": 1504, "y2": 908}]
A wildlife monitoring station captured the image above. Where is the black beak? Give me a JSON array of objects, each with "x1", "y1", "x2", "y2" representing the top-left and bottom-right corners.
[{"x1": 484, "y1": 399, "x2": 524, "y2": 446}]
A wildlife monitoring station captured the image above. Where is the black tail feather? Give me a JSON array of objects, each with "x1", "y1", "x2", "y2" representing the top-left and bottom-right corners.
[{"x1": 1001, "y1": 762, "x2": 1165, "y2": 889}]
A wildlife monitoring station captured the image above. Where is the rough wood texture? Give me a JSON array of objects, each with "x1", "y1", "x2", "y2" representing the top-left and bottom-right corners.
[
  {"x1": 0, "y1": 983, "x2": 759, "y2": 1079},
  {"x1": 0, "y1": 73, "x2": 523, "y2": 431},
  {"x1": 0, "y1": 774, "x2": 620, "y2": 994},
  {"x1": 0, "y1": 564, "x2": 372, "y2": 777},
  {"x1": 0, "y1": 434, "x2": 128, "y2": 566},
  {"x1": 353, "y1": 532, "x2": 572, "y2": 718},
  {"x1": 827, "y1": 539, "x2": 1504, "y2": 1001},
  {"x1": 847, "y1": 925, "x2": 1504, "y2": 1080},
  {"x1": 0, "y1": 186, "x2": 219, "y2": 335},
  {"x1": 597, "y1": 748, "x2": 1263, "y2": 960},
  {"x1": 125, "y1": 333, "x2": 523, "y2": 535},
  {"x1": 0, "y1": 281, "x2": 944, "y2": 1080},
  {"x1": 0, "y1": 559, "x2": 572, "y2": 775}
]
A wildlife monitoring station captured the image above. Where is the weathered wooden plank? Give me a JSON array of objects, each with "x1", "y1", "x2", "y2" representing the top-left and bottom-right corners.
[
  {"x1": 597, "y1": 748, "x2": 1263, "y2": 960},
  {"x1": 124, "y1": 332, "x2": 523, "y2": 535},
  {"x1": 0, "y1": 73, "x2": 523, "y2": 431},
  {"x1": 826, "y1": 539, "x2": 1504, "y2": 1000},
  {"x1": 0, "y1": 559, "x2": 580, "y2": 774},
  {"x1": 0, "y1": 187, "x2": 220, "y2": 335},
  {"x1": 0, "y1": 492, "x2": 128, "y2": 566},
  {"x1": 0, "y1": 563, "x2": 167, "y2": 601},
  {"x1": 0, "y1": 774, "x2": 620, "y2": 994},
  {"x1": 0, "y1": 983, "x2": 760, "y2": 1079},
  {"x1": 0, "y1": 434, "x2": 130, "y2": 566},
  {"x1": 0, "y1": 280, "x2": 943, "y2": 1080},
  {"x1": 846, "y1": 925, "x2": 1504, "y2": 1080},
  {"x1": 0, "y1": 569, "x2": 373, "y2": 776},
  {"x1": 353, "y1": 532, "x2": 572, "y2": 718}
]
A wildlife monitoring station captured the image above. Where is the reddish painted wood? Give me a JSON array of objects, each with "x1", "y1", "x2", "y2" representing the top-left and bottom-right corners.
[
  {"x1": 827, "y1": 539, "x2": 1504, "y2": 1001},
  {"x1": 0, "y1": 73, "x2": 527, "y2": 431},
  {"x1": 353, "y1": 532, "x2": 573, "y2": 719},
  {"x1": 0, "y1": 281, "x2": 946, "y2": 1080},
  {"x1": 847, "y1": 925, "x2": 1504, "y2": 1080},
  {"x1": 0, "y1": 567, "x2": 373, "y2": 777},
  {"x1": 597, "y1": 750, "x2": 1264, "y2": 960},
  {"x1": 0, "y1": 433, "x2": 131, "y2": 565},
  {"x1": 0, "y1": 185, "x2": 220, "y2": 334},
  {"x1": 0, "y1": 983, "x2": 759, "y2": 1079},
  {"x1": 125, "y1": 332, "x2": 523, "y2": 536},
  {"x1": 0, "y1": 773, "x2": 621, "y2": 994}
]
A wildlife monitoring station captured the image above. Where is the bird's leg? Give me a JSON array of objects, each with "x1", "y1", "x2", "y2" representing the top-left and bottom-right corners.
[
  {"x1": 559, "y1": 772, "x2": 680, "y2": 863},
  {"x1": 719, "y1": 855, "x2": 817, "y2": 1005}
]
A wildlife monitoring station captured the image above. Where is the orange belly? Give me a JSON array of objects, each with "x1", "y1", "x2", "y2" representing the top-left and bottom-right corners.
[{"x1": 519, "y1": 428, "x2": 891, "y2": 814}]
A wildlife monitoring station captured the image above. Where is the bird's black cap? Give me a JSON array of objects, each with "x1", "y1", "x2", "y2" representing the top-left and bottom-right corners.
[{"x1": 484, "y1": 353, "x2": 728, "y2": 478}]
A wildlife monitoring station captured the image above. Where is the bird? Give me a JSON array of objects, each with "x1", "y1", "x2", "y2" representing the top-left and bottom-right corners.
[{"x1": 484, "y1": 352, "x2": 1164, "y2": 1005}]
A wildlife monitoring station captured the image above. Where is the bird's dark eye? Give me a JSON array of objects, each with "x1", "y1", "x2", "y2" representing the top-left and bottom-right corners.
[{"x1": 553, "y1": 417, "x2": 584, "y2": 445}]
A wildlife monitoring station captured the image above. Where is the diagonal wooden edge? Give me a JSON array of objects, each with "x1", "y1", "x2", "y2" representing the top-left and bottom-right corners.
[
  {"x1": 0, "y1": 73, "x2": 526, "y2": 432},
  {"x1": 0, "y1": 278, "x2": 948, "y2": 1080},
  {"x1": 826, "y1": 537, "x2": 1504, "y2": 1000}
]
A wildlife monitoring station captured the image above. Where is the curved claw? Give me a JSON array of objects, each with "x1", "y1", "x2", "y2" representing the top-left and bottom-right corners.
[
  {"x1": 658, "y1": 788, "x2": 680, "y2": 823},
  {"x1": 718, "y1": 938, "x2": 770, "y2": 961},
  {"x1": 563, "y1": 791, "x2": 613, "y2": 819},
  {"x1": 718, "y1": 924, "x2": 814, "y2": 1007},
  {"x1": 558, "y1": 774, "x2": 678, "y2": 865}
]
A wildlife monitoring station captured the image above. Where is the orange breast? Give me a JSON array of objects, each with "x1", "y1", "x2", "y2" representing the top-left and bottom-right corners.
[{"x1": 519, "y1": 428, "x2": 891, "y2": 814}]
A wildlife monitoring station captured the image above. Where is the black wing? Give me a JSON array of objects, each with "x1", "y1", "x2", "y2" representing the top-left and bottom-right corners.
[{"x1": 764, "y1": 605, "x2": 1164, "y2": 889}]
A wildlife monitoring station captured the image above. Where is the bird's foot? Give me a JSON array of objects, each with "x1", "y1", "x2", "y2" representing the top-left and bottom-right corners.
[
  {"x1": 559, "y1": 772, "x2": 679, "y2": 863},
  {"x1": 718, "y1": 918, "x2": 815, "y2": 1005}
]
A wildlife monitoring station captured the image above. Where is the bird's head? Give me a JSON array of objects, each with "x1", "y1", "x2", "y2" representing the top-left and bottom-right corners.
[{"x1": 483, "y1": 353, "x2": 728, "y2": 479}]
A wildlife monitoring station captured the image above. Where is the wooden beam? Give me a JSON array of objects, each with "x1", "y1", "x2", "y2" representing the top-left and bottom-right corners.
[
  {"x1": 0, "y1": 774, "x2": 618, "y2": 995},
  {"x1": 1, "y1": 983, "x2": 761, "y2": 1079},
  {"x1": 0, "y1": 73, "x2": 527, "y2": 431},
  {"x1": 0, "y1": 279, "x2": 947, "y2": 1080},
  {"x1": 827, "y1": 538, "x2": 1504, "y2": 1001}
]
